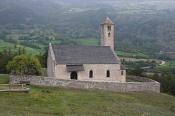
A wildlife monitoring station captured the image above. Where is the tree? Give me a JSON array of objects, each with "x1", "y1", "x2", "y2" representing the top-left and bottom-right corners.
[
  {"x1": 6, "y1": 55, "x2": 42, "y2": 76},
  {"x1": 0, "y1": 49, "x2": 15, "y2": 73},
  {"x1": 36, "y1": 47, "x2": 48, "y2": 68}
]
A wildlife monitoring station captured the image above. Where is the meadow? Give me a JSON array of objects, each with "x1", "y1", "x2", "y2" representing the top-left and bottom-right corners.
[
  {"x1": 116, "y1": 50, "x2": 149, "y2": 59},
  {"x1": 155, "y1": 60, "x2": 175, "y2": 73},
  {"x1": 0, "y1": 75, "x2": 175, "y2": 116},
  {"x1": 0, "y1": 40, "x2": 40, "y2": 55}
]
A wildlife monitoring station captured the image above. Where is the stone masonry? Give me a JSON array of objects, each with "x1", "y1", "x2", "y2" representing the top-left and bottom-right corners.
[{"x1": 10, "y1": 75, "x2": 160, "y2": 93}]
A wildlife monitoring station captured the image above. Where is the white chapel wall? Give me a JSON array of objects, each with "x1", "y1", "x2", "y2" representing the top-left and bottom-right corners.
[{"x1": 55, "y1": 64, "x2": 126, "y2": 82}]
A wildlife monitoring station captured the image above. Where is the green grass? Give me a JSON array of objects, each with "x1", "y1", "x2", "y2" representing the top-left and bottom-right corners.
[
  {"x1": 117, "y1": 50, "x2": 149, "y2": 58},
  {"x1": 156, "y1": 60, "x2": 175, "y2": 72},
  {"x1": 0, "y1": 40, "x2": 14, "y2": 51},
  {"x1": 0, "y1": 86, "x2": 174, "y2": 116},
  {"x1": 0, "y1": 75, "x2": 175, "y2": 116},
  {"x1": 0, "y1": 74, "x2": 9, "y2": 84},
  {"x1": 50, "y1": 40, "x2": 62, "y2": 44},
  {"x1": 157, "y1": 61, "x2": 175, "y2": 69},
  {"x1": 75, "y1": 38, "x2": 99, "y2": 46},
  {"x1": 0, "y1": 40, "x2": 40, "y2": 55},
  {"x1": 51, "y1": 38, "x2": 99, "y2": 46}
]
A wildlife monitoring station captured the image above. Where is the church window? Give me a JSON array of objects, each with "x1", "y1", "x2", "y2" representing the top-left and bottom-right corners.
[
  {"x1": 106, "y1": 70, "x2": 110, "y2": 77},
  {"x1": 121, "y1": 71, "x2": 124, "y2": 75},
  {"x1": 89, "y1": 70, "x2": 93, "y2": 78},
  {"x1": 108, "y1": 26, "x2": 111, "y2": 31},
  {"x1": 108, "y1": 32, "x2": 111, "y2": 37}
]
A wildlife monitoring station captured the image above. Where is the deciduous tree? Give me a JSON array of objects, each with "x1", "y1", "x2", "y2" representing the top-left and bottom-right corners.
[{"x1": 6, "y1": 55, "x2": 42, "y2": 76}]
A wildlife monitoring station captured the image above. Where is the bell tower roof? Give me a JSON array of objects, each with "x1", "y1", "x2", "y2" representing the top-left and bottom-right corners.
[{"x1": 101, "y1": 17, "x2": 114, "y2": 25}]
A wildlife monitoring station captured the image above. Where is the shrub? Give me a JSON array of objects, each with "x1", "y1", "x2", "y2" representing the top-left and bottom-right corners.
[{"x1": 6, "y1": 55, "x2": 42, "y2": 75}]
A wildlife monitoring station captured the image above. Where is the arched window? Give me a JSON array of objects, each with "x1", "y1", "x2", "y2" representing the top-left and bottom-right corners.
[
  {"x1": 108, "y1": 26, "x2": 111, "y2": 31},
  {"x1": 89, "y1": 70, "x2": 93, "y2": 78},
  {"x1": 108, "y1": 32, "x2": 111, "y2": 37},
  {"x1": 106, "y1": 70, "x2": 110, "y2": 77},
  {"x1": 121, "y1": 71, "x2": 124, "y2": 76},
  {"x1": 70, "y1": 72, "x2": 78, "y2": 80}
]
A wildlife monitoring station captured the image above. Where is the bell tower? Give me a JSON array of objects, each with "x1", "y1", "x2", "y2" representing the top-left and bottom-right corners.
[{"x1": 101, "y1": 17, "x2": 115, "y2": 51}]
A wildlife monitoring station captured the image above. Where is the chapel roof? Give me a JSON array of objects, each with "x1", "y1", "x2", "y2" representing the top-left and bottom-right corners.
[{"x1": 52, "y1": 45, "x2": 119, "y2": 64}]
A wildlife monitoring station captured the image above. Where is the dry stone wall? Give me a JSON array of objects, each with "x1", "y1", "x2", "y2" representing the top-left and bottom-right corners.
[{"x1": 10, "y1": 75, "x2": 160, "y2": 93}]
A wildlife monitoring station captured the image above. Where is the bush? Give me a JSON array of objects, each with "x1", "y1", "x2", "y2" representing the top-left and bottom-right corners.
[
  {"x1": 150, "y1": 74, "x2": 175, "y2": 95},
  {"x1": 6, "y1": 55, "x2": 42, "y2": 75}
]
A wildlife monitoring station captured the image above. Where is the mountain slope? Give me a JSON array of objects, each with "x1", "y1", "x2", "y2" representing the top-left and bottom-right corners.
[{"x1": 0, "y1": 0, "x2": 175, "y2": 56}]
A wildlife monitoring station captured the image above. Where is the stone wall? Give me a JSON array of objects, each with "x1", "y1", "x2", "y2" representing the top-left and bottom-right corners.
[{"x1": 10, "y1": 75, "x2": 160, "y2": 93}]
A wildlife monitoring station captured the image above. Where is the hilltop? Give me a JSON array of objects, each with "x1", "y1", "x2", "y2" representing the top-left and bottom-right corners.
[
  {"x1": 0, "y1": 86, "x2": 175, "y2": 116},
  {"x1": 0, "y1": 74, "x2": 175, "y2": 115}
]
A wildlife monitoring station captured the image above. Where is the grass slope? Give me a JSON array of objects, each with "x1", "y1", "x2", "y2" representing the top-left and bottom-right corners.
[
  {"x1": 0, "y1": 40, "x2": 40, "y2": 55},
  {"x1": 75, "y1": 38, "x2": 99, "y2": 46},
  {"x1": 156, "y1": 60, "x2": 175, "y2": 72},
  {"x1": 157, "y1": 61, "x2": 175, "y2": 69},
  {"x1": 0, "y1": 75, "x2": 175, "y2": 116},
  {"x1": 116, "y1": 50, "x2": 149, "y2": 58},
  {"x1": 0, "y1": 87, "x2": 174, "y2": 116},
  {"x1": 0, "y1": 74, "x2": 9, "y2": 84}
]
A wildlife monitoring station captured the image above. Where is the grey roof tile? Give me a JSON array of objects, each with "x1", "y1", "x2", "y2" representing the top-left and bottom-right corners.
[{"x1": 52, "y1": 45, "x2": 119, "y2": 64}]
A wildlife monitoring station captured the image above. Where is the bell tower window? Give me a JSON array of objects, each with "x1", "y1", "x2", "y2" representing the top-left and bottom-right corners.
[
  {"x1": 108, "y1": 32, "x2": 111, "y2": 37},
  {"x1": 108, "y1": 26, "x2": 111, "y2": 31},
  {"x1": 121, "y1": 71, "x2": 124, "y2": 75}
]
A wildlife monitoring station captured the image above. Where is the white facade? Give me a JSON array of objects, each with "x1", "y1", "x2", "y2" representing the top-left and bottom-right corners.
[{"x1": 55, "y1": 64, "x2": 125, "y2": 82}]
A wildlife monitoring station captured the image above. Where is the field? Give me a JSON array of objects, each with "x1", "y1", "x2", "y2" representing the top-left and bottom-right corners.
[
  {"x1": 0, "y1": 75, "x2": 175, "y2": 116},
  {"x1": 156, "y1": 60, "x2": 175, "y2": 72},
  {"x1": 116, "y1": 50, "x2": 149, "y2": 58},
  {"x1": 74, "y1": 38, "x2": 99, "y2": 46},
  {"x1": 157, "y1": 61, "x2": 175, "y2": 69},
  {"x1": 0, "y1": 74, "x2": 9, "y2": 84},
  {"x1": 0, "y1": 40, "x2": 40, "y2": 55}
]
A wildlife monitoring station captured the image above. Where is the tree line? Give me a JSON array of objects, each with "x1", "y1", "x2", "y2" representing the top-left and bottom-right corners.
[
  {"x1": 123, "y1": 60, "x2": 175, "y2": 95},
  {"x1": 0, "y1": 47, "x2": 47, "y2": 75}
]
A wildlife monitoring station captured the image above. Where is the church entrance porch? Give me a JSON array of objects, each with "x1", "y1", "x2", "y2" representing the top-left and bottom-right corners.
[{"x1": 70, "y1": 72, "x2": 78, "y2": 80}]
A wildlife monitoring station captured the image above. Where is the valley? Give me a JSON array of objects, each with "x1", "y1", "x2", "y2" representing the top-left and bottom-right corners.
[{"x1": 0, "y1": 1, "x2": 175, "y2": 115}]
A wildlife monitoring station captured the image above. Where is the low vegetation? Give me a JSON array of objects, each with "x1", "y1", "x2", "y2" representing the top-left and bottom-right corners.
[
  {"x1": 0, "y1": 86, "x2": 174, "y2": 115},
  {"x1": 0, "y1": 74, "x2": 9, "y2": 84},
  {"x1": 123, "y1": 60, "x2": 175, "y2": 95},
  {"x1": 156, "y1": 60, "x2": 175, "y2": 73},
  {"x1": 0, "y1": 40, "x2": 40, "y2": 55},
  {"x1": 0, "y1": 47, "x2": 46, "y2": 74},
  {"x1": 7, "y1": 55, "x2": 42, "y2": 75},
  {"x1": 117, "y1": 50, "x2": 149, "y2": 59}
]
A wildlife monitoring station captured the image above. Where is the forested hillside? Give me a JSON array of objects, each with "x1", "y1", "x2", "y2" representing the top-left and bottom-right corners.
[{"x1": 0, "y1": 0, "x2": 175, "y2": 58}]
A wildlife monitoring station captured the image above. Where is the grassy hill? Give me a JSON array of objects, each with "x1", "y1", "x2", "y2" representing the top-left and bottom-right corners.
[
  {"x1": 0, "y1": 75, "x2": 175, "y2": 116},
  {"x1": 0, "y1": 40, "x2": 40, "y2": 55},
  {"x1": 0, "y1": 87, "x2": 175, "y2": 116}
]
